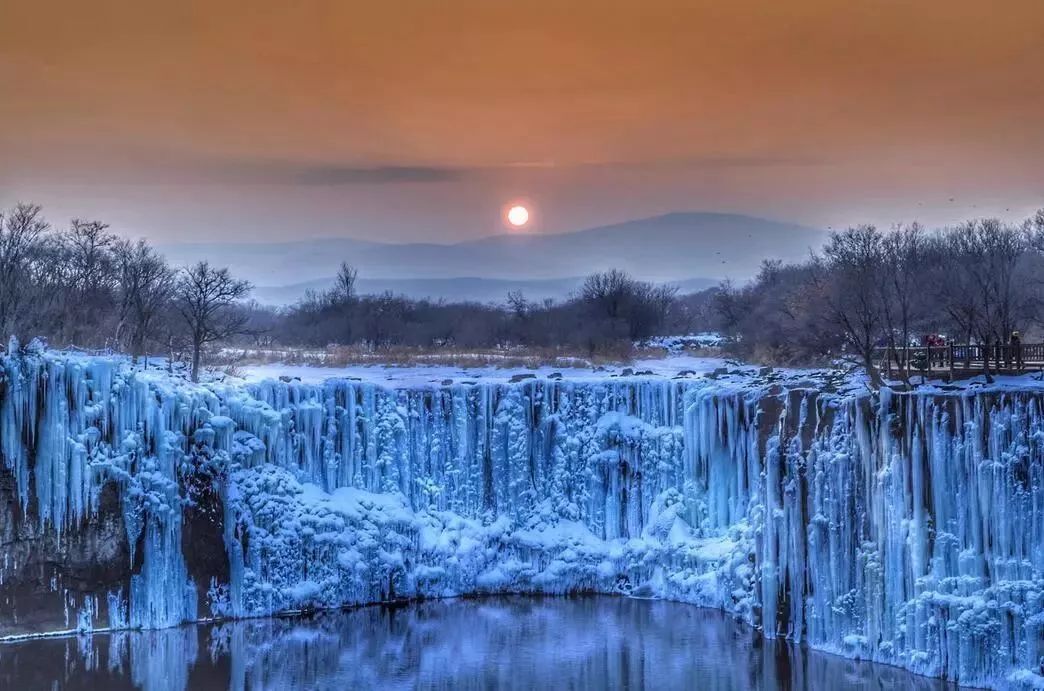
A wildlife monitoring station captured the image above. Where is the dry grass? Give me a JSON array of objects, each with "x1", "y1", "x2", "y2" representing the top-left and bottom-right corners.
[{"x1": 212, "y1": 343, "x2": 669, "y2": 370}]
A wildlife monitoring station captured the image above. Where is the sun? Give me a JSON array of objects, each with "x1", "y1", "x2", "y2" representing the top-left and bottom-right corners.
[{"x1": 506, "y1": 204, "x2": 530, "y2": 228}]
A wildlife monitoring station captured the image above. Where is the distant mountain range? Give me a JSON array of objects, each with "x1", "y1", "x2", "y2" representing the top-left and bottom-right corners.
[
  {"x1": 159, "y1": 212, "x2": 823, "y2": 305},
  {"x1": 251, "y1": 275, "x2": 719, "y2": 306}
]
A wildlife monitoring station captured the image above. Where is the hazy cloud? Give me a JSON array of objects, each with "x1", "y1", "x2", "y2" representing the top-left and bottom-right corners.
[
  {"x1": 6, "y1": 153, "x2": 827, "y2": 188},
  {"x1": 2, "y1": 158, "x2": 467, "y2": 187},
  {"x1": 252, "y1": 155, "x2": 827, "y2": 185},
  {"x1": 250, "y1": 155, "x2": 826, "y2": 184},
  {"x1": 291, "y1": 165, "x2": 464, "y2": 185}
]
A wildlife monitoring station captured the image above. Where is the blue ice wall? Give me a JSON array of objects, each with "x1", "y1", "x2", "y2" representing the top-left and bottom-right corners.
[{"x1": 0, "y1": 353, "x2": 1041, "y2": 689}]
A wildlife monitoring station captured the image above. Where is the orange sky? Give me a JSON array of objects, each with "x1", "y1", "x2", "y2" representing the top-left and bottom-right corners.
[{"x1": 2, "y1": 0, "x2": 1043, "y2": 242}]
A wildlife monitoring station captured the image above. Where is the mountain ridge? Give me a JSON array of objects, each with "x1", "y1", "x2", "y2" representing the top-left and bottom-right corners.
[{"x1": 158, "y1": 211, "x2": 824, "y2": 290}]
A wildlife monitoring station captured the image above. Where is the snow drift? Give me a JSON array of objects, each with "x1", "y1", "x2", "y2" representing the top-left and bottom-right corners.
[{"x1": 0, "y1": 352, "x2": 1041, "y2": 689}]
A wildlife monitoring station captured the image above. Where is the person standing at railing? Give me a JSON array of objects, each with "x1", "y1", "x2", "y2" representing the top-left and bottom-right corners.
[
  {"x1": 932, "y1": 334, "x2": 944, "y2": 367},
  {"x1": 1010, "y1": 331, "x2": 1023, "y2": 371}
]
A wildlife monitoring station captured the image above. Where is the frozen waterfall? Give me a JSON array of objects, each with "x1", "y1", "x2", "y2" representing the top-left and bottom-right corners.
[{"x1": 0, "y1": 352, "x2": 1041, "y2": 689}]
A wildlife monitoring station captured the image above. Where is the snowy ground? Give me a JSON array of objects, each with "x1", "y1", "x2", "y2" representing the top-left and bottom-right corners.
[
  {"x1": 190, "y1": 350, "x2": 1044, "y2": 397},
  {"x1": 53, "y1": 341, "x2": 1044, "y2": 395},
  {"x1": 235, "y1": 355, "x2": 734, "y2": 387},
  {"x1": 231, "y1": 355, "x2": 879, "y2": 399}
]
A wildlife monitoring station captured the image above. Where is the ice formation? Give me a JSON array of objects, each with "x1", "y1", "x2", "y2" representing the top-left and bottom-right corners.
[{"x1": 0, "y1": 351, "x2": 1042, "y2": 689}]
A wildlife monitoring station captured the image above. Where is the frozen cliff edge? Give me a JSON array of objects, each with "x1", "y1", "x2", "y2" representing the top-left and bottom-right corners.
[{"x1": 0, "y1": 352, "x2": 1042, "y2": 689}]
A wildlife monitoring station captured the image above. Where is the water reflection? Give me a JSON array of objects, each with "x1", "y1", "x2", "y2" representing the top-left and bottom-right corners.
[{"x1": 0, "y1": 596, "x2": 958, "y2": 690}]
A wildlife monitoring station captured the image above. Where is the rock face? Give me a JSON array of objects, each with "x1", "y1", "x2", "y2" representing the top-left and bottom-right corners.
[
  {"x1": 0, "y1": 352, "x2": 1042, "y2": 689},
  {"x1": 0, "y1": 477, "x2": 129, "y2": 636}
]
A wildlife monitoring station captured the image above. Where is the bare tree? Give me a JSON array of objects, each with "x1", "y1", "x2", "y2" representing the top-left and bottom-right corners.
[
  {"x1": 878, "y1": 223, "x2": 930, "y2": 382},
  {"x1": 933, "y1": 227, "x2": 979, "y2": 367},
  {"x1": 506, "y1": 290, "x2": 529, "y2": 319},
  {"x1": 175, "y1": 261, "x2": 252, "y2": 381},
  {"x1": 816, "y1": 225, "x2": 886, "y2": 386},
  {"x1": 0, "y1": 203, "x2": 49, "y2": 337},
  {"x1": 114, "y1": 239, "x2": 176, "y2": 360},
  {"x1": 332, "y1": 262, "x2": 358, "y2": 305},
  {"x1": 61, "y1": 219, "x2": 118, "y2": 344},
  {"x1": 718, "y1": 259, "x2": 836, "y2": 364},
  {"x1": 714, "y1": 278, "x2": 745, "y2": 334},
  {"x1": 931, "y1": 220, "x2": 1038, "y2": 379},
  {"x1": 67, "y1": 220, "x2": 116, "y2": 296},
  {"x1": 581, "y1": 269, "x2": 634, "y2": 320},
  {"x1": 628, "y1": 281, "x2": 678, "y2": 340}
]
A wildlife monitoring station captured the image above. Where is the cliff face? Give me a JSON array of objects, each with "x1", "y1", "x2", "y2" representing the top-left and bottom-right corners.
[{"x1": 0, "y1": 353, "x2": 1041, "y2": 688}]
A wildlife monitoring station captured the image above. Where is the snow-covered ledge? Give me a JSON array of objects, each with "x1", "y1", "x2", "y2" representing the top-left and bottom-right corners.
[{"x1": 1, "y1": 351, "x2": 1042, "y2": 689}]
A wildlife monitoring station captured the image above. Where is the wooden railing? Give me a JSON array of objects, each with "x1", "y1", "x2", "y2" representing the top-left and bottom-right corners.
[{"x1": 874, "y1": 343, "x2": 1043, "y2": 377}]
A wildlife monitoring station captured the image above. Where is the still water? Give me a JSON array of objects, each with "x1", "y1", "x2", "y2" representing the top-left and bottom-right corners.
[{"x1": 1, "y1": 595, "x2": 957, "y2": 690}]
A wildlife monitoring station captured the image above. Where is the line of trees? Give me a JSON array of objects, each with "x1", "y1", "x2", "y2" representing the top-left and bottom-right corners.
[
  {"x1": 270, "y1": 264, "x2": 683, "y2": 354},
  {"x1": 0, "y1": 203, "x2": 251, "y2": 381},
  {"x1": 12, "y1": 199, "x2": 1039, "y2": 383},
  {"x1": 1, "y1": 203, "x2": 693, "y2": 375},
  {"x1": 715, "y1": 210, "x2": 1044, "y2": 383}
]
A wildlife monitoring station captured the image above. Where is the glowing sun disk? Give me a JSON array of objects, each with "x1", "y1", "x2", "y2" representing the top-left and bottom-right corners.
[
  {"x1": 507, "y1": 204, "x2": 530, "y2": 228},
  {"x1": 507, "y1": 205, "x2": 529, "y2": 227}
]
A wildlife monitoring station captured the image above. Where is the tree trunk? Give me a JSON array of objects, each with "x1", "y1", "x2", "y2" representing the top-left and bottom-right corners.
[
  {"x1": 131, "y1": 333, "x2": 144, "y2": 363},
  {"x1": 887, "y1": 336, "x2": 910, "y2": 387},
  {"x1": 114, "y1": 320, "x2": 126, "y2": 354},
  {"x1": 191, "y1": 342, "x2": 202, "y2": 382},
  {"x1": 864, "y1": 352, "x2": 883, "y2": 389}
]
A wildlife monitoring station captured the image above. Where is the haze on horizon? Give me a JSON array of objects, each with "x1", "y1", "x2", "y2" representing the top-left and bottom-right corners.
[{"x1": 2, "y1": 0, "x2": 1043, "y2": 251}]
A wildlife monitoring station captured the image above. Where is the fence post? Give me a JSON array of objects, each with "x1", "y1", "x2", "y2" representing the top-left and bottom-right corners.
[{"x1": 949, "y1": 343, "x2": 955, "y2": 377}]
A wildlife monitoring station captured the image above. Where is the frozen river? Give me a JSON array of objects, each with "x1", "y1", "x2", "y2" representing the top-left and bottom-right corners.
[{"x1": 0, "y1": 596, "x2": 959, "y2": 690}]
